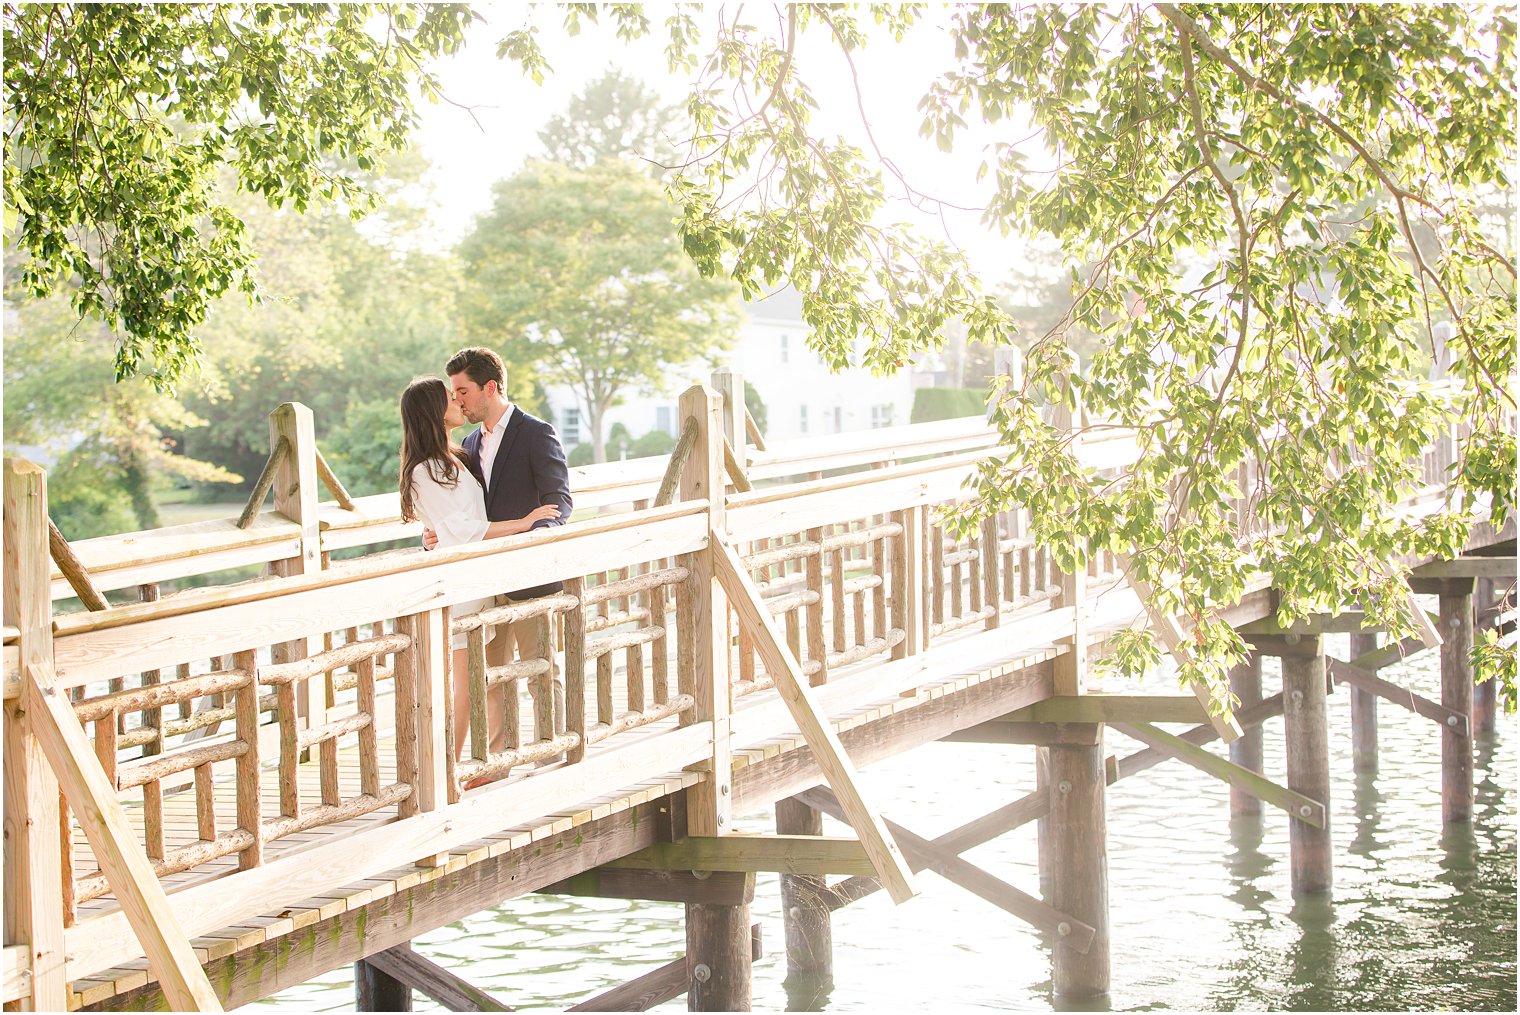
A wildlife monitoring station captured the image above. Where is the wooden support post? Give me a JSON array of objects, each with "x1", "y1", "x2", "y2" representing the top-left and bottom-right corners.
[
  {"x1": 355, "y1": 954, "x2": 413, "y2": 1011},
  {"x1": 4, "y1": 459, "x2": 67, "y2": 1012},
  {"x1": 775, "y1": 796, "x2": 833, "y2": 988},
  {"x1": 268, "y1": 403, "x2": 322, "y2": 736},
  {"x1": 1054, "y1": 558, "x2": 1086, "y2": 696},
  {"x1": 1047, "y1": 733, "x2": 1109, "y2": 999},
  {"x1": 1228, "y1": 653, "x2": 1263, "y2": 816},
  {"x1": 1441, "y1": 583, "x2": 1475, "y2": 824},
  {"x1": 711, "y1": 368, "x2": 745, "y2": 464},
  {"x1": 981, "y1": 514, "x2": 1001, "y2": 630},
  {"x1": 891, "y1": 507, "x2": 923, "y2": 660},
  {"x1": 680, "y1": 385, "x2": 732, "y2": 837},
  {"x1": 1262, "y1": 634, "x2": 1332, "y2": 894},
  {"x1": 1413, "y1": 577, "x2": 1476, "y2": 823},
  {"x1": 686, "y1": 894, "x2": 753, "y2": 1011},
  {"x1": 1348, "y1": 632, "x2": 1379, "y2": 773}
]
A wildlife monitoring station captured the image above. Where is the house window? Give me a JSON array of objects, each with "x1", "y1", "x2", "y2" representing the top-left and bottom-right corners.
[
  {"x1": 833, "y1": 406, "x2": 843, "y2": 433},
  {"x1": 871, "y1": 403, "x2": 895, "y2": 428},
  {"x1": 563, "y1": 407, "x2": 581, "y2": 446},
  {"x1": 798, "y1": 404, "x2": 808, "y2": 433},
  {"x1": 780, "y1": 333, "x2": 789, "y2": 364},
  {"x1": 656, "y1": 405, "x2": 674, "y2": 435}
]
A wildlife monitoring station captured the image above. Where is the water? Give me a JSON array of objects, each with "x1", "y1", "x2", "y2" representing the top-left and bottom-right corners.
[{"x1": 252, "y1": 641, "x2": 1516, "y2": 1011}]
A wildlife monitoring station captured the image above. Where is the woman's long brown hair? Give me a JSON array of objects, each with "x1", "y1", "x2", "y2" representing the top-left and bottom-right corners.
[{"x1": 398, "y1": 376, "x2": 481, "y2": 523}]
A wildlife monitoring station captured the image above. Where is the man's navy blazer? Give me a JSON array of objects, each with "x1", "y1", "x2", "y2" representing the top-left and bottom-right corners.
[{"x1": 461, "y1": 406, "x2": 573, "y2": 599}]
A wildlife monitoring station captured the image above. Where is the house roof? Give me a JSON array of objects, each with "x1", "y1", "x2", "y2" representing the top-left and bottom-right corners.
[{"x1": 743, "y1": 286, "x2": 804, "y2": 324}]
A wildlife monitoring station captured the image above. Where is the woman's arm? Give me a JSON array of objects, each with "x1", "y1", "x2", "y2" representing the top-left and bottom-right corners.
[{"x1": 483, "y1": 503, "x2": 560, "y2": 540}]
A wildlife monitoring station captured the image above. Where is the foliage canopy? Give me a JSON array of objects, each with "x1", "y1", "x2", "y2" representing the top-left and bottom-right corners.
[
  {"x1": 499, "y1": 3, "x2": 1517, "y2": 707},
  {"x1": 458, "y1": 157, "x2": 742, "y2": 463},
  {"x1": 2, "y1": 2, "x2": 474, "y2": 388}
]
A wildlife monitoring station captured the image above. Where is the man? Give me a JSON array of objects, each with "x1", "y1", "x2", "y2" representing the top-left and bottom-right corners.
[{"x1": 430, "y1": 346, "x2": 573, "y2": 754}]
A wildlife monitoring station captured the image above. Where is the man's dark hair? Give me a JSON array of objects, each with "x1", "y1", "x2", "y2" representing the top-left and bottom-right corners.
[{"x1": 446, "y1": 347, "x2": 507, "y2": 393}]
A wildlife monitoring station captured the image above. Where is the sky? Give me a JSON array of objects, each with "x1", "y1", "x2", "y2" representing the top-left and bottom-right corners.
[{"x1": 405, "y1": 3, "x2": 1034, "y2": 282}]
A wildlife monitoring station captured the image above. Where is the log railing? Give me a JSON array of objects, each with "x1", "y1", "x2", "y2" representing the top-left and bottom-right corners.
[{"x1": 0, "y1": 377, "x2": 1479, "y2": 1008}]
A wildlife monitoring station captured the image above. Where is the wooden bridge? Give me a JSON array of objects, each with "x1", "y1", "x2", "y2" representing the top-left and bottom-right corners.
[{"x1": 2, "y1": 376, "x2": 1512, "y2": 1011}]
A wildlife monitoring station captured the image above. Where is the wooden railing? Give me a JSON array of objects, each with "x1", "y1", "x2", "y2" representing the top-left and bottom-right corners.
[{"x1": 1, "y1": 379, "x2": 1478, "y2": 1010}]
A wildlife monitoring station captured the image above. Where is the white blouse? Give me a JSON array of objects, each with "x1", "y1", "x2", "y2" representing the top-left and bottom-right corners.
[{"x1": 410, "y1": 460, "x2": 490, "y2": 549}]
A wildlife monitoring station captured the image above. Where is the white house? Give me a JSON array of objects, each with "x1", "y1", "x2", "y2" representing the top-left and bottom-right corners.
[{"x1": 546, "y1": 288, "x2": 932, "y2": 456}]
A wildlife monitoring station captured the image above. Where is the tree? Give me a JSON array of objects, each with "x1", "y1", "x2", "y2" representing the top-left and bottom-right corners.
[
  {"x1": 498, "y1": 5, "x2": 1517, "y2": 707},
  {"x1": 458, "y1": 158, "x2": 743, "y2": 463},
  {"x1": 538, "y1": 66, "x2": 686, "y2": 170},
  {"x1": 2, "y1": 293, "x2": 241, "y2": 536},
  {"x1": 2, "y1": 2, "x2": 475, "y2": 390},
  {"x1": 178, "y1": 156, "x2": 471, "y2": 492}
]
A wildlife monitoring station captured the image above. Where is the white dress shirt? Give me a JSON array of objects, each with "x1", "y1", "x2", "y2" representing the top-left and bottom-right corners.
[{"x1": 476, "y1": 403, "x2": 515, "y2": 494}]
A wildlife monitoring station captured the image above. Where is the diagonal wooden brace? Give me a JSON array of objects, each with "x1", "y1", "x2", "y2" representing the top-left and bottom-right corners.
[
  {"x1": 709, "y1": 534, "x2": 918, "y2": 904},
  {"x1": 364, "y1": 943, "x2": 512, "y2": 1012},
  {"x1": 1113, "y1": 721, "x2": 1326, "y2": 828},
  {"x1": 24, "y1": 662, "x2": 223, "y2": 1011},
  {"x1": 797, "y1": 786, "x2": 1096, "y2": 952},
  {"x1": 1327, "y1": 658, "x2": 1469, "y2": 737},
  {"x1": 236, "y1": 435, "x2": 290, "y2": 529},
  {"x1": 1120, "y1": 560, "x2": 1243, "y2": 743}
]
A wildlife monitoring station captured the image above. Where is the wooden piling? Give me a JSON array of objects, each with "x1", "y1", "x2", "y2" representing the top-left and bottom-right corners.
[
  {"x1": 1349, "y1": 632, "x2": 1379, "y2": 773},
  {"x1": 775, "y1": 796, "x2": 833, "y2": 986},
  {"x1": 355, "y1": 955, "x2": 413, "y2": 1011},
  {"x1": 1279, "y1": 635, "x2": 1332, "y2": 894},
  {"x1": 1227, "y1": 653, "x2": 1263, "y2": 816},
  {"x1": 1047, "y1": 734, "x2": 1109, "y2": 999},
  {"x1": 686, "y1": 897, "x2": 753, "y2": 1011},
  {"x1": 1438, "y1": 581, "x2": 1475, "y2": 823}
]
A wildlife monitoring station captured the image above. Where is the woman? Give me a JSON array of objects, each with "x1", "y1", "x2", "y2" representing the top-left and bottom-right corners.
[{"x1": 398, "y1": 376, "x2": 559, "y2": 764}]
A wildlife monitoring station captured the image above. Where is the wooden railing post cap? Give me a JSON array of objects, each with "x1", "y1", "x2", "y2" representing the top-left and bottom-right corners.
[{"x1": 4, "y1": 456, "x2": 46, "y2": 476}]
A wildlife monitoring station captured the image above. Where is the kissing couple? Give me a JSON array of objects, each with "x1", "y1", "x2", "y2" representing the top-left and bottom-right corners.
[{"x1": 398, "y1": 346, "x2": 573, "y2": 768}]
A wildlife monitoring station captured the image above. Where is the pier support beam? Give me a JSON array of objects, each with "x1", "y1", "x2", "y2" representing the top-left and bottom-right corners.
[
  {"x1": 775, "y1": 796, "x2": 833, "y2": 994},
  {"x1": 1265, "y1": 635, "x2": 1332, "y2": 894},
  {"x1": 1413, "y1": 577, "x2": 1475, "y2": 823},
  {"x1": 1047, "y1": 733, "x2": 1109, "y2": 999},
  {"x1": 355, "y1": 955, "x2": 413, "y2": 1011},
  {"x1": 686, "y1": 896, "x2": 753, "y2": 1011},
  {"x1": 1228, "y1": 653, "x2": 1263, "y2": 816},
  {"x1": 1348, "y1": 632, "x2": 1379, "y2": 773}
]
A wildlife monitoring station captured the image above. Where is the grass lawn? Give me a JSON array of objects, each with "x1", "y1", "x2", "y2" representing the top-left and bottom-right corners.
[{"x1": 155, "y1": 486, "x2": 247, "y2": 526}]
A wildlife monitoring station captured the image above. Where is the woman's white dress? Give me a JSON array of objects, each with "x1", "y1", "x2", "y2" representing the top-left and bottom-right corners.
[{"x1": 410, "y1": 460, "x2": 491, "y2": 648}]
